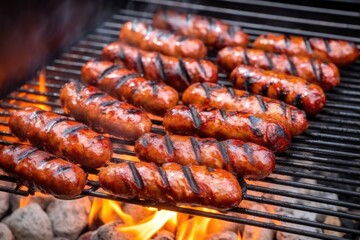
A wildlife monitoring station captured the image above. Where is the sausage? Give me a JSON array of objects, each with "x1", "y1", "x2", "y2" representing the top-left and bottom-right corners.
[
  {"x1": 98, "y1": 161, "x2": 242, "y2": 210},
  {"x1": 182, "y1": 83, "x2": 308, "y2": 136},
  {"x1": 0, "y1": 144, "x2": 86, "y2": 198},
  {"x1": 253, "y1": 33, "x2": 359, "y2": 66},
  {"x1": 230, "y1": 65, "x2": 326, "y2": 116},
  {"x1": 81, "y1": 60, "x2": 179, "y2": 116},
  {"x1": 102, "y1": 42, "x2": 218, "y2": 91},
  {"x1": 60, "y1": 82, "x2": 152, "y2": 140},
  {"x1": 163, "y1": 105, "x2": 291, "y2": 152},
  {"x1": 152, "y1": 9, "x2": 248, "y2": 49},
  {"x1": 217, "y1": 46, "x2": 340, "y2": 91},
  {"x1": 8, "y1": 107, "x2": 112, "y2": 168},
  {"x1": 135, "y1": 133, "x2": 275, "y2": 180},
  {"x1": 120, "y1": 20, "x2": 207, "y2": 59}
]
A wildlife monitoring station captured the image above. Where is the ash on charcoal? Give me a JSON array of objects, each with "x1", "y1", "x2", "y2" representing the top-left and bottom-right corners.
[
  {"x1": 206, "y1": 231, "x2": 238, "y2": 240},
  {"x1": 47, "y1": 197, "x2": 91, "y2": 240},
  {"x1": 90, "y1": 221, "x2": 135, "y2": 240},
  {"x1": 276, "y1": 222, "x2": 322, "y2": 240},
  {"x1": 3, "y1": 203, "x2": 52, "y2": 240},
  {"x1": 0, "y1": 192, "x2": 10, "y2": 219},
  {"x1": 123, "y1": 203, "x2": 154, "y2": 223},
  {"x1": 0, "y1": 223, "x2": 13, "y2": 240},
  {"x1": 78, "y1": 231, "x2": 93, "y2": 240},
  {"x1": 151, "y1": 230, "x2": 175, "y2": 240}
]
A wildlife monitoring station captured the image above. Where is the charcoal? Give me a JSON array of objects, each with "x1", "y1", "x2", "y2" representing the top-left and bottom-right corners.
[
  {"x1": 78, "y1": 231, "x2": 93, "y2": 240},
  {"x1": 151, "y1": 230, "x2": 175, "y2": 240},
  {"x1": 0, "y1": 223, "x2": 13, "y2": 240},
  {"x1": 123, "y1": 203, "x2": 154, "y2": 223},
  {"x1": 206, "y1": 231, "x2": 238, "y2": 240},
  {"x1": 207, "y1": 212, "x2": 243, "y2": 235},
  {"x1": 47, "y1": 197, "x2": 91, "y2": 240},
  {"x1": 11, "y1": 194, "x2": 55, "y2": 211},
  {"x1": 323, "y1": 215, "x2": 344, "y2": 238},
  {"x1": 0, "y1": 192, "x2": 10, "y2": 219},
  {"x1": 90, "y1": 221, "x2": 135, "y2": 240},
  {"x1": 276, "y1": 223, "x2": 322, "y2": 240},
  {"x1": 3, "y1": 203, "x2": 52, "y2": 240}
]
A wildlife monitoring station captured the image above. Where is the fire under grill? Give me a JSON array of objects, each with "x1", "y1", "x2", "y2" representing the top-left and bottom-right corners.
[{"x1": 0, "y1": 0, "x2": 360, "y2": 239}]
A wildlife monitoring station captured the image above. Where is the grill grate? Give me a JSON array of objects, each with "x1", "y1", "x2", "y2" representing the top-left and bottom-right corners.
[{"x1": 0, "y1": 0, "x2": 360, "y2": 239}]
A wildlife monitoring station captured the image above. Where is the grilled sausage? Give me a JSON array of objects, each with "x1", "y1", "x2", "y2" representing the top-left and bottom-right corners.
[
  {"x1": 182, "y1": 83, "x2": 308, "y2": 136},
  {"x1": 0, "y1": 144, "x2": 86, "y2": 198},
  {"x1": 152, "y1": 9, "x2": 248, "y2": 49},
  {"x1": 230, "y1": 65, "x2": 326, "y2": 116},
  {"x1": 98, "y1": 161, "x2": 242, "y2": 210},
  {"x1": 253, "y1": 34, "x2": 359, "y2": 66},
  {"x1": 102, "y1": 42, "x2": 218, "y2": 91},
  {"x1": 120, "y1": 21, "x2": 207, "y2": 59},
  {"x1": 8, "y1": 107, "x2": 112, "y2": 168},
  {"x1": 217, "y1": 46, "x2": 340, "y2": 91},
  {"x1": 163, "y1": 105, "x2": 291, "y2": 152},
  {"x1": 60, "y1": 82, "x2": 152, "y2": 140},
  {"x1": 135, "y1": 133, "x2": 275, "y2": 180},
  {"x1": 81, "y1": 60, "x2": 179, "y2": 116}
]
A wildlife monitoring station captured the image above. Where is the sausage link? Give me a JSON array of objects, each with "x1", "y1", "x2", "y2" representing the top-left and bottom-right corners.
[
  {"x1": 98, "y1": 161, "x2": 242, "y2": 210},
  {"x1": 253, "y1": 34, "x2": 359, "y2": 66},
  {"x1": 230, "y1": 65, "x2": 326, "y2": 116},
  {"x1": 0, "y1": 144, "x2": 86, "y2": 198},
  {"x1": 8, "y1": 107, "x2": 112, "y2": 168},
  {"x1": 135, "y1": 133, "x2": 275, "y2": 180},
  {"x1": 182, "y1": 83, "x2": 308, "y2": 136},
  {"x1": 163, "y1": 105, "x2": 291, "y2": 152},
  {"x1": 102, "y1": 42, "x2": 218, "y2": 91},
  {"x1": 152, "y1": 9, "x2": 248, "y2": 49},
  {"x1": 81, "y1": 60, "x2": 179, "y2": 116},
  {"x1": 217, "y1": 46, "x2": 340, "y2": 91},
  {"x1": 120, "y1": 21, "x2": 207, "y2": 59},
  {"x1": 60, "y1": 82, "x2": 152, "y2": 140}
]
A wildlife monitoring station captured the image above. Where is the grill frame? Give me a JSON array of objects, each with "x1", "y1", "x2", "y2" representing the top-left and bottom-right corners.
[{"x1": 0, "y1": 0, "x2": 360, "y2": 239}]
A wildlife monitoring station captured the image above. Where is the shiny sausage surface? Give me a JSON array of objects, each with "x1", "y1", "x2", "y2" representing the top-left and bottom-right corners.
[
  {"x1": 9, "y1": 107, "x2": 112, "y2": 168},
  {"x1": 153, "y1": 9, "x2": 248, "y2": 49},
  {"x1": 217, "y1": 46, "x2": 340, "y2": 90},
  {"x1": 120, "y1": 20, "x2": 207, "y2": 58},
  {"x1": 163, "y1": 105, "x2": 291, "y2": 152},
  {"x1": 99, "y1": 161, "x2": 242, "y2": 210},
  {"x1": 230, "y1": 65, "x2": 326, "y2": 116},
  {"x1": 182, "y1": 83, "x2": 308, "y2": 136},
  {"x1": 102, "y1": 42, "x2": 218, "y2": 91},
  {"x1": 253, "y1": 34, "x2": 359, "y2": 66},
  {"x1": 135, "y1": 133, "x2": 275, "y2": 180},
  {"x1": 0, "y1": 144, "x2": 86, "y2": 198}
]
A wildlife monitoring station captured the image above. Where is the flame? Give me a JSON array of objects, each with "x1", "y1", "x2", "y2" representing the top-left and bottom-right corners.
[
  {"x1": 35, "y1": 68, "x2": 50, "y2": 110},
  {"x1": 238, "y1": 230, "x2": 242, "y2": 240},
  {"x1": 19, "y1": 192, "x2": 47, "y2": 208}
]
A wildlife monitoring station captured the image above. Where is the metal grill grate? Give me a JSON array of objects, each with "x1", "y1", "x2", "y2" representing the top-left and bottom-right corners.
[{"x1": 0, "y1": 1, "x2": 360, "y2": 239}]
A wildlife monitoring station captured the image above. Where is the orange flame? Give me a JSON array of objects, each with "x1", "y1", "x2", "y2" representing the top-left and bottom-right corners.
[
  {"x1": 35, "y1": 68, "x2": 50, "y2": 110},
  {"x1": 238, "y1": 230, "x2": 242, "y2": 240}
]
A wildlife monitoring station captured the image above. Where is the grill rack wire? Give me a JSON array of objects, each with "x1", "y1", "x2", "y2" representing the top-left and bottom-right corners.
[{"x1": 0, "y1": 0, "x2": 360, "y2": 239}]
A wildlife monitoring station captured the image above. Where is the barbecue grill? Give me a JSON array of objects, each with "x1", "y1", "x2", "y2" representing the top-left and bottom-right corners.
[{"x1": 0, "y1": 0, "x2": 359, "y2": 239}]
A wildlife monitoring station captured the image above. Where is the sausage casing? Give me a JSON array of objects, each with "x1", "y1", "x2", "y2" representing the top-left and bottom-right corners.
[
  {"x1": 163, "y1": 105, "x2": 291, "y2": 152},
  {"x1": 152, "y1": 9, "x2": 248, "y2": 49},
  {"x1": 230, "y1": 65, "x2": 326, "y2": 116},
  {"x1": 98, "y1": 161, "x2": 242, "y2": 210},
  {"x1": 60, "y1": 82, "x2": 152, "y2": 140},
  {"x1": 102, "y1": 42, "x2": 218, "y2": 91},
  {"x1": 0, "y1": 144, "x2": 86, "y2": 198},
  {"x1": 81, "y1": 60, "x2": 179, "y2": 116},
  {"x1": 217, "y1": 46, "x2": 340, "y2": 91},
  {"x1": 120, "y1": 21, "x2": 207, "y2": 59},
  {"x1": 8, "y1": 107, "x2": 112, "y2": 168},
  {"x1": 253, "y1": 34, "x2": 359, "y2": 66},
  {"x1": 182, "y1": 83, "x2": 308, "y2": 136},
  {"x1": 135, "y1": 133, "x2": 275, "y2": 180}
]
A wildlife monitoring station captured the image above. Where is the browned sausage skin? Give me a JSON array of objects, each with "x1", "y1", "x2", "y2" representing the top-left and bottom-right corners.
[
  {"x1": 8, "y1": 107, "x2": 112, "y2": 168},
  {"x1": 230, "y1": 65, "x2": 326, "y2": 116},
  {"x1": 135, "y1": 133, "x2": 275, "y2": 180},
  {"x1": 98, "y1": 162, "x2": 242, "y2": 210},
  {"x1": 60, "y1": 82, "x2": 152, "y2": 141},
  {"x1": 120, "y1": 20, "x2": 207, "y2": 59},
  {"x1": 217, "y1": 46, "x2": 340, "y2": 91},
  {"x1": 182, "y1": 83, "x2": 308, "y2": 136},
  {"x1": 102, "y1": 42, "x2": 218, "y2": 91},
  {"x1": 81, "y1": 60, "x2": 179, "y2": 116},
  {"x1": 253, "y1": 34, "x2": 359, "y2": 66},
  {"x1": 152, "y1": 9, "x2": 248, "y2": 49},
  {"x1": 0, "y1": 144, "x2": 86, "y2": 198},
  {"x1": 163, "y1": 105, "x2": 291, "y2": 152}
]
